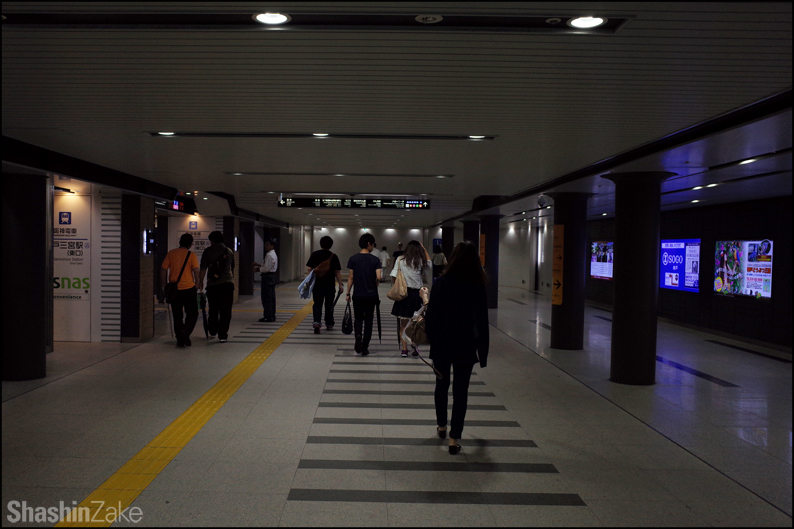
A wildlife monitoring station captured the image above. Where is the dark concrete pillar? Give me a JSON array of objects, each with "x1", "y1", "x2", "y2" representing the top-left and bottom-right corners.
[
  {"x1": 121, "y1": 195, "x2": 155, "y2": 342},
  {"x1": 154, "y1": 214, "x2": 169, "y2": 301},
  {"x1": 2, "y1": 173, "x2": 51, "y2": 380},
  {"x1": 441, "y1": 225, "x2": 455, "y2": 258},
  {"x1": 462, "y1": 220, "x2": 480, "y2": 252},
  {"x1": 238, "y1": 221, "x2": 255, "y2": 295},
  {"x1": 547, "y1": 193, "x2": 590, "y2": 350},
  {"x1": 478, "y1": 215, "x2": 503, "y2": 309},
  {"x1": 604, "y1": 171, "x2": 675, "y2": 385},
  {"x1": 223, "y1": 216, "x2": 241, "y2": 303}
]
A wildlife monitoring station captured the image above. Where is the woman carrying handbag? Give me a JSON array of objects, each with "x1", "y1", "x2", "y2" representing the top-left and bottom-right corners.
[
  {"x1": 389, "y1": 240, "x2": 433, "y2": 357},
  {"x1": 424, "y1": 241, "x2": 490, "y2": 455}
]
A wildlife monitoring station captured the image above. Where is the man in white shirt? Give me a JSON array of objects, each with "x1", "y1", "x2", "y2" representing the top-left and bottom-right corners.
[
  {"x1": 253, "y1": 239, "x2": 278, "y2": 322},
  {"x1": 378, "y1": 246, "x2": 391, "y2": 283}
]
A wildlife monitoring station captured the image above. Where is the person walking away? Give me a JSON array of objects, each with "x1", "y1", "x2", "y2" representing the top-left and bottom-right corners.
[
  {"x1": 346, "y1": 233, "x2": 382, "y2": 356},
  {"x1": 160, "y1": 233, "x2": 200, "y2": 347},
  {"x1": 306, "y1": 235, "x2": 344, "y2": 334},
  {"x1": 424, "y1": 241, "x2": 490, "y2": 455},
  {"x1": 431, "y1": 245, "x2": 447, "y2": 279},
  {"x1": 198, "y1": 231, "x2": 235, "y2": 343},
  {"x1": 379, "y1": 246, "x2": 391, "y2": 283},
  {"x1": 253, "y1": 239, "x2": 278, "y2": 322},
  {"x1": 391, "y1": 243, "x2": 405, "y2": 285},
  {"x1": 391, "y1": 240, "x2": 432, "y2": 357}
]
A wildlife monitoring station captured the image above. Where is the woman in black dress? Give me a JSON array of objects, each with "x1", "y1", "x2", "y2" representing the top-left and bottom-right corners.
[{"x1": 424, "y1": 241, "x2": 490, "y2": 455}]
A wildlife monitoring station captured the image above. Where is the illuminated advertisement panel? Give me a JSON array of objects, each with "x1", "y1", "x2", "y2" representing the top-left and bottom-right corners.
[
  {"x1": 714, "y1": 240, "x2": 773, "y2": 298},
  {"x1": 590, "y1": 241, "x2": 613, "y2": 280},
  {"x1": 660, "y1": 239, "x2": 700, "y2": 293}
]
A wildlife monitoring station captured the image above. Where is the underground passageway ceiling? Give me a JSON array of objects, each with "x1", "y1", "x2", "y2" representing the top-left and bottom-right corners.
[{"x1": 1, "y1": 2, "x2": 791, "y2": 228}]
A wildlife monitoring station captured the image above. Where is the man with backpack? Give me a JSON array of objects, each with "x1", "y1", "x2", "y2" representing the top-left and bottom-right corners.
[
  {"x1": 198, "y1": 231, "x2": 235, "y2": 343},
  {"x1": 306, "y1": 236, "x2": 344, "y2": 334}
]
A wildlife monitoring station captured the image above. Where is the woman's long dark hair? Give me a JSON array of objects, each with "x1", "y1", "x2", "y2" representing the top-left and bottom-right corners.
[
  {"x1": 443, "y1": 241, "x2": 487, "y2": 285},
  {"x1": 401, "y1": 240, "x2": 427, "y2": 271}
]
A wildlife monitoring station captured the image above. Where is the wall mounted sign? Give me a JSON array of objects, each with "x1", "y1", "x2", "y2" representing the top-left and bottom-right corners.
[
  {"x1": 660, "y1": 239, "x2": 700, "y2": 293},
  {"x1": 53, "y1": 194, "x2": 92, "y2": 341}
]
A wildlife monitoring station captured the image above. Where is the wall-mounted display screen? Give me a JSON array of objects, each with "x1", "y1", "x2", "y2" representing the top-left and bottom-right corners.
[
  {"x1": 590, "y1": 241, "x2": 613, "y2": 280},
  {"x1": 714, "y1": 240, "x2": 773, "y2": 298},
  {"x1": 660, "y1": 239, "x2": 701, "y2": 292}
]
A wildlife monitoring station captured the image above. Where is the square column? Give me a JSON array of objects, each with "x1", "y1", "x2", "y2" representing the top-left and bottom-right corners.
[
  {"x1": 477, "y1": 215, "x2": 503, "y2": 309},
  {"x1": 604, "y1": 172, "x2": 675, "y2": 385},
  {"x1": 2, "y1": 173, "x2": 51, "y2": 380},
  {"x1": 548, "y1": 193, "x2": 591, "y2": 350}
]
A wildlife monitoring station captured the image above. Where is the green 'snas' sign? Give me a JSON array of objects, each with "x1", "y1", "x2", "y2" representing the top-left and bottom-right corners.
[{"x1": 54, "y1": 277, "x2": 90, "y2": 290}]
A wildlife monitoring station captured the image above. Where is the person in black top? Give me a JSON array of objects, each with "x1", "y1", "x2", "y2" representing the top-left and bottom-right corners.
[
  {"x1": 424, "y1": 241, "x2": 490, "y2": 455},
  {"x1": 346, "y1": 233, "x2": 382, "y2": 355},
  {"x1": 306, "y1": 236, "x2": 344, "y2": 334},
  {"x1": 198, "y1": 231, "x2": 236, "y2": 342}
]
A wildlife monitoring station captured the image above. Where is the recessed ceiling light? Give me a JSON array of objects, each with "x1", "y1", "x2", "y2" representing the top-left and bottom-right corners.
[
  {"x1": 203, "y1": 197, "x2": 208, "y2": 200},
  {"x1": 568, "y1": 16, "x2": 606, "y2": 28},
  {"x1": 707, "y1": 183, "x2": 718, "y2": 188},
  {"x1": 158, "y1": 132, "x2": 174, "y2": 136},
  {"x1": 468, "y1": 135, "x2": 486, "y2": 139},
  {"x1": 602, "y1": 213, "x2": 607, "y2": 216},
  {"x1": 313, "y1": 133, "x2": 329, "y2": 137},
  {"x1": 253, "y1": 13, "x2": 291, "y2": 25},
  {"x1": 693, "y1": 186, "x2": 703, "y2": 190},
  {"x1": 739, "y1": 158, "x2": 757, "y2": 165},
  {"x1": 691, "y1": 200, "x2": 700, "y2": 203}
]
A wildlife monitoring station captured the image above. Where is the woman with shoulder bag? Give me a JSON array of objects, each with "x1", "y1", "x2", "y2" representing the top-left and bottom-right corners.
[
  {"x1": 424, "y1": 241, "x2": 489, "y2": 455},
  {"x1": 390, "y1": 240, "x2": 433, "y2": 357}
]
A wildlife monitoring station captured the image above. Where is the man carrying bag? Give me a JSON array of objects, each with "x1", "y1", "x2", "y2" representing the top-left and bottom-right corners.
[
  {"x1": 160, "y1": 233, "x2": 200, "y2": 347},
  {"x1": 306, "y1": 236, "x2": 344, "y2": 334}
]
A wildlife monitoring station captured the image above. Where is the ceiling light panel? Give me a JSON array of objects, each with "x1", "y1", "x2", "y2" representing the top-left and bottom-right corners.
[
  {"x1": 226, "y1": 172, "x2": 454, "y2": 178},
  {"x1": 148, "y1": 132, "x2": 495, "y2": 140},
  {"x1": 3, "y1": 12, "x2": 630, "y2": 34}
]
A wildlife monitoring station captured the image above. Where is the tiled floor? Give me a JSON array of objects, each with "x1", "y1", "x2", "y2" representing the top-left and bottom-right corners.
[{"x1": 2, "y1": 282, "x2": 791, "y2": 527}]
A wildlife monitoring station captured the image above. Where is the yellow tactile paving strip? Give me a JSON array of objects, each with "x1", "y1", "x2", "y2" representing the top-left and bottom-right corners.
[{"x1": 56, "y1": 301, "x2": 314, "y2": 527}]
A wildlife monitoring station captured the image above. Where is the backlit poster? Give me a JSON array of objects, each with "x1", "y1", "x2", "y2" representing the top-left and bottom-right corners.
[
  {"x1": 590, "y1": 241, "x2": 613, "y2": 280},
  {"x1": 53, "y1": 194, "x2": 92, "y2": 341},
  {"x1": 660, "y1": 239, "x2": 700, "y2": 292},
  {"x1": 714, "y1": 240, "x2": 773, "y2": 298},
  {"x1": 177, "y1": 230, "x2": 210, "y2": 260}
]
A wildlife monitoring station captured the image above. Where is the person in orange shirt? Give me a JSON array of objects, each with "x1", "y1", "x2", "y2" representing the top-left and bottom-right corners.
[{"x1": 160, "y1": 233, "x2": 201, "y2": 347}]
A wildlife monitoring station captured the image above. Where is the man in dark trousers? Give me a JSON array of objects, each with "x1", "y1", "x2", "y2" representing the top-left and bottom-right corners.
[
  {"x1": 306, "y1": 236, "x2": 344, "y2": 334},
  {"x1": 198, "y1": 231, "x2": 235, "y2": 343},
  {"x1": 160, "y1": 233, "x2": 200, "y2": 347},
  {"x1": 346, "y1": 233, "x2": 382, "y2": 355},
  {"x1": 253, "y1": 238, "x2": 278, "y2": 322}
]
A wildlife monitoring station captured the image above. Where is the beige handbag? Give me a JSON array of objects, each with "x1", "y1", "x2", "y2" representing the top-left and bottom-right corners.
[{"x1": 387, "y1": 258, "x2": 408, "y2": 301}]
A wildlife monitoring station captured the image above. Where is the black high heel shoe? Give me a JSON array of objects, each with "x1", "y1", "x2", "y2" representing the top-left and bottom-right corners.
[
  {"x1": 449, "y1": 442, "x2": 462, "y2": 455},
  {"x1": 437, "y1": 427, "x2": 447, "y2": 439}
]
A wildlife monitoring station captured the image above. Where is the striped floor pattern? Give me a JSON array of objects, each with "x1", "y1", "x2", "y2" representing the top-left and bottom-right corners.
[{"x1": 287, "y1": 351, "x2": 587, "y2": 508}]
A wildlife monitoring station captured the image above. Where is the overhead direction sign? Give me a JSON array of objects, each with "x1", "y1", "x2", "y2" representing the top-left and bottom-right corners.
[{"x1": 278, "y1": 197, "x2": 429, "y2": 209}]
